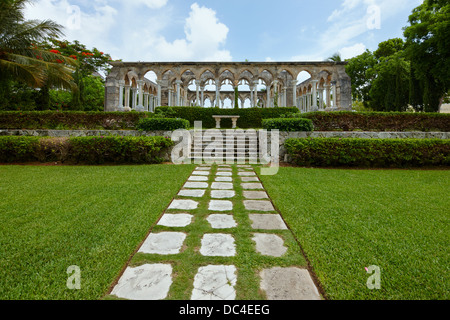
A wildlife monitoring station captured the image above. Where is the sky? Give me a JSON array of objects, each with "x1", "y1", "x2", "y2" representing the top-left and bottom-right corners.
[{"x1": 24, "y1": 0, "x2": 423, "y2": 63}]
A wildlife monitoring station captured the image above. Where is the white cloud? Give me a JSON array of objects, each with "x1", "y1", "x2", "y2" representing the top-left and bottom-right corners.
[
  {"x1": 132, "y1": 0, "x2": 168, "y2": 9},
  {"x1": 339, "y1": 43, "x2": 366, "y2": 59}
]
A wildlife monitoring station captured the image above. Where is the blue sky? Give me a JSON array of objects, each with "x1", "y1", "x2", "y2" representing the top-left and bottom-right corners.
[{"x1": 24, "y1": 0, "x2": 423, "y2": 62}]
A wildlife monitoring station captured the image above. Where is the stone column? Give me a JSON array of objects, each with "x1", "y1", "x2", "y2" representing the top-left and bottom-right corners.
[
  {"x1": 250, "y1": 85, "x2": 254, "y2": 108},
  {"x1": 136, "y1": 80, "x2": 145, "y2": 111},
  {"x1": 144, "y1": 92, "x2": 149, "y2": 111},
  {"x1": 291, "y1": 81, "x2": 297, "y2": 109},
  {"x1": 266, "y1": 85, "x2": 271, "y2": 108},
  {"x1": 118, "y1": 80, "x2": 125, "y2": 110},
  {"x1": 282, "y1": 87, "x2": 287, "y2": 107},
  {"x1": 124, "y1": 85, "x2": 131, "y2": 109},
  {"x1": 318, "y1": 88, "x2": 324, "y2": 110},
  {"x1": 311, "y1": 80, "x2": 318, "y2": 111},
  {"x1": 330, "y1": 82, "x2": 336, "y2": 110},
  {"x1": 253, "y1": 81, "x2": 259, "y2": 108},
  {"x1": 176, "y1": 80, "x2": 182, "y2": 106},
  {"x1": 156, "y1": 80, "x2": 163, "y2": 107},
  {"x1": 273, "y1": 80, "x2": 279, "y2": 107},
  {"x1": 168, "y1": 88, "x2": 173, "y2": 106},
  {"x1": 215, "y1": 79, "x2": 220, "y2": 108},
  {"x1": 324, "y1": 84, "x2": 331, "y2": 110},
  {"x1": 201, "y1": 86, "x2": 205, "y2": 107},
  {"x1": 149, "y1": 94, "x2": 154, "y2": 112},
  {"x1": 195, "y1": 80, "x2": 200, "y2": 106},
  {"x1": 131, "y1": 87, "x2": 137, "y2": 109}
]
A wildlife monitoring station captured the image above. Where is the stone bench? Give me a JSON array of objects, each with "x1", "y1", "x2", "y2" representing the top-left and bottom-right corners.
[{"x1": 213, "y1": 115, "x2": 240, "y2": 129}]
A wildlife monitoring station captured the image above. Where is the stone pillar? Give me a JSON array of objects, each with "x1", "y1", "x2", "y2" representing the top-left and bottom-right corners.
[
  {"x1": 253, "y1": 81, "x2": 259, "y2": 108},
  {"x1": 124, "y1": 85, "x2": 131, "y2": 109},
  {"x1": 215, "y1": 79, "x2": 220, "y2": 108},
  {"x1": 176, "y1": 80, "x2": 182, "y2": 106},
  {"x1": 201, "y1": 86, "x2": 205, "y2": 107},
  {"x1": 156, "y1": 80, "x2": 163, "y2": 107},
  {"x1": 311, "y1": 80, "x2": 318, "y2": 111},
  {"x1": 118, "y1": 80, "x2": 125, "y2": 110},
  {"x1": 273, "y1": 80, "x2": 279, "y2": 107},
  {"x1": 291, "y1": 81, "x2": 297, "y2": 109},
  {"x1": 195, "y1": 80, "x2": 200, "y2": 106},
  {"x1": 282, "y1": 87, "x2": 287, "y2": 107},
  {"x1": 131, "y1": 87, "x2": 137, "y2": 109},
  {"x1": 144, "y1": 92, "x2": 149, "y2": 111},
  {"x1": 250, "y1": 85, "x2": 254, "y2": 108},
  {"x1": 330, "y1": 82, "x2": 336, "y2": 110},
  {"x1": 318, "y1": 88, "x2": 324, "y2": 110},
  {"x1": 136, "y1": 80, "x2": 145, "y2": 111},
  {"x1": 149, "y1": 94, "x2": 154, "y2": 112},
  {"x1": 324, "y1": 84, "x2": 331, "y2": 110},
  {"x1": 168, "y1": 88, "x2": 173, "y2": 106},
  {"x1": 266, "y1": 84, "x2": 271, "y2": 108}
]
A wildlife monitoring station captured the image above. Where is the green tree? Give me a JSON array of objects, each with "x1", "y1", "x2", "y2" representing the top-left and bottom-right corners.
[
  {"x1": 403, "y1": 0, "x2": 450, "y2": 112},
  {"x1": 327, "y1": 52, "x2": 342, "y2": 62},
  {"x1": 0, "y1": 0, "x2": 77, "y2": 90},
  {"x1": 345, "y1": 50, "x2": 377, "y2": 106}
]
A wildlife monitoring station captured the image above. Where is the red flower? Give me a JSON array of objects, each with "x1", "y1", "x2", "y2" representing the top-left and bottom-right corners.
[
  {"x1": 69, "y1": 55, "x2": 78, "y2": 60},
  {"x1": 56, "y1": 59, "x2": 63, "y2": 63},
  {"x1": 100, "y1": 52, "x2": 104, "y2": 55},
  {"x1": 50, "y1": 49, "x2": 60, "y2": 54}
]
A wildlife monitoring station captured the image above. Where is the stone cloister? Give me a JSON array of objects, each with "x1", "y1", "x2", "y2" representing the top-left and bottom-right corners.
[{"x1": 104, "y1": 62, "x2": 352, "y2": 113}]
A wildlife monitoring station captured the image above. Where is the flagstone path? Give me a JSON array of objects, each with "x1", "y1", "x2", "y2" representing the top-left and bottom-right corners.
[{"x1": 109, "y1": 164, "x2": 322, "y2": 301}]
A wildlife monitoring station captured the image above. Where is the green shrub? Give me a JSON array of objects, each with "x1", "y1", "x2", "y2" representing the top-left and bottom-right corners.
[
  {"x1": 0, "y1": 111, "x2": 152, "y2": 130},
  {"x1": 136, "y1": 118, "x2": 190, "y2": 131},
  {"x1": 0, "y1": 136, "x2": 40, "y2": 162},
  {"x1": 299, "y1": 111, "x2": 450, "y2": 132},
  {"x1": 155, "y1": 107, "x2": 299, "y2": 128},
  {"x1": 262, "y1": 118, "x2": 314, "y2": 132},
  {"x1": 285, "y1": 138, "x2": 450, "y2": 167},
  {"x1": 0, "y1": 136, "x2": 173, "y2": 164}
]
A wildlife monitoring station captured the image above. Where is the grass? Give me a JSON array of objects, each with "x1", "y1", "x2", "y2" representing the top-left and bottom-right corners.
[
  {"x1": 258, "y1": 167, "x2": 450, "y2": 300},
  {"x1": 0, "y1": 164, "x2": 194, "y2": 300},
  {"x1": 106, "y1": 165, "x2": 306, "y2": 300}
]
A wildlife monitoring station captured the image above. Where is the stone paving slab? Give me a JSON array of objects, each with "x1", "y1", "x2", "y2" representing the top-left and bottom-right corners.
[
  {"x1": 249, "y1": 214, "x2": 288, "y2": 230},
  {"x1": 208, "y1": 200, "x2": 233, "y2": 211},
  {"x1": 191, "y1": 265, "x2": 237, "y2": 300},
  {"x1": 207, "y1": 214, "x2": 237, "y2": 229},
  {"x1": 158, "y1": 214, "x2": 193, "y2": 228},
  {"x1": 241, "y1": 177, "x2": 260, "y2": 182},
  {"x1": 192, "y1": 171, "x2": 210, "y2": 176},
  {"x1": 211, "y1": 182, "x2": 234, "y2": 190},
  {"x1": 195, "y1": 167, "x2": 211, "y2": 171},
  {"x1": 243, "y1": 191, "x2": 269, "y2": 199},
  {"x1": 215, "y1": 177, "x2": 233, "y2": 182},
  {"x1": 260, "y1": 267, "x2": 321, "y2": 300},
  {"x1": 238, "y1": 172, "x2": 256, "y2": 176},
  {"x1": 183, "y1": 182, "x2": 209, "y2": 189},
  {"x1": 188, "y1": 175, "x2": 208, "y2": 182},
  {"x1": 217, "y1": 168, "x2": 232, "y2": 172},
  {"x1": 111, "y1": 264, "x2": 173, "y2": 300},
  {"x1": 178, "y1": 189, "x2": 206, "y2": 198},
  {"x1": 252, "y1": 233, "x2": 287, "y2": 257},
  {"x1": 200, "y1": 234, "x2": 236, "y2": 257},
  {"x1": 216, "y1": 172, "x2": 232, "y2": 176},
  {"x1": 244, "y1": 200, "x2": 275, "y2": 212},
  {"x1": 241, "y1": 183, "x2": 264, "y2": 190},
  {"x1": 139, "y1": 232, "x2": 186, "y2": 255},
  {"x1": 211, "y1": 190, "x2": 236, "y2": 199},
  {"x1": 168, "y1": 199, "x2": 199, "y2": 210}
]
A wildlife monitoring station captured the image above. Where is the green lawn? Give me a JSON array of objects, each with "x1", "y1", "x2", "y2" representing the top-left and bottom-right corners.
[
  {"x1": 0, "y1": 164, "x2": 194, "y2": 300},
  {"x1": 259, "y1": 167, "x2": 450, "y2": 300}
]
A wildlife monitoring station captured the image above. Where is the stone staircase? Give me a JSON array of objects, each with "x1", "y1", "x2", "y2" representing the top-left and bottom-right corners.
[{"x1": 190, "y1": 130, "x2": 260, "y2": 163}]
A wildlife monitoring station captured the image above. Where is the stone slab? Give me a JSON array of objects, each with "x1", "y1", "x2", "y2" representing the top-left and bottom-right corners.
[
  {"x1": 252, "y1": 233, "x2": 287, "y2": 257},
  {"x1": 200, "y1": 234, "x2": 236, "y2": 257},
  {"x1": 191, "y1": 265, "x2": 237, "y2": 300},
  {"x1": 207, "y1": 214, "x2": 237, "y2": 229},
  {"x1": 184, "y1": 182, "x2": 208, "y2": 189},
  {"x1": 260, "y1": 267, "x2": 321, "y2": 300},
  {"x1": 188, "y1": 175, "x2": 208, "y2": 182},
  {"x1": 244, "y1": 200, "x2": 275, "y2": 212},
  {"x1": 243, "y1": 191, "x2": 269, "y2": 199},
  {"x1": 195, "y1": 167, "x2": 211, "y2": 171},
  {"x1": 238, "y1": 172, "x2": 256, "y2": 176},
  {"x1": 241, "y1": 183, "x2": 264, "y2": 190},
  {"x1": 241, "y1": 177, "x2": 259, "y2": 182},
  {"x1": 209, "y1": 200, "x2": 233, "y2": 211},
  {"x1": 192, "y1": 171, "x2": 210, "y2": 176},
  {"x1": 249, "y1": 214, "x2": 288, "y2": 230},
  {"x1": 168, "y1": 199, "x2": 199, "y2": 210},
  {"x1": 139, "y1": 232, "x2": 186, "y2": 255},
  {"x1": 178, "y1": 189, "x2": 206, "y2": 198},
  {"x1": 111, "y1": 264, "x2": 172, "y2": 300},
  {"x1": 211, "y1": 182, "x2": 234, "y2": 190},
  {"x1": 216, "y1": 172, "x2": 232, "y2": 177},
  {"x1": 158, "y1": 214, "x2": 193, "y2": 228},
  {"x1": 215, "y1": 177, "x2": 232, "y2": 182},
  {"x1": 217, "y1": 168, "x2": 232, "y2": 172},
  {"x1": 211, "y1": 190, "x2": 236, "y2": 199}
]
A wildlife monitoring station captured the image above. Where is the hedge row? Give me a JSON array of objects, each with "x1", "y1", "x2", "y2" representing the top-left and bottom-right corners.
[
  {"x1": 155, "y1": 107, "x2": 299, "y2": 128},
  {"x1": 0, "y1": 111, "x2": 151, "y2": 130},
  {"x1": 136, "y1": 118, "x2": 190, "y2": 131},
  {"x1": 296, "y1": 111, "x2": 450, "y2": 132},
  {"x1": 284, "y1": 138, "x2": 450, "y2": 167},
  {"x1": 262, "y1": 118, "x2": 314, "y2": 132},
  {"x1": 0, "y1": 136, "x2": 173, "y2": 164}
]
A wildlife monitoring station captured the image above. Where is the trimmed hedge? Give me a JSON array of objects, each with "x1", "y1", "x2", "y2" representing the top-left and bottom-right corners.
[
  {"x1": 0, "y1": 136, "x2": 173, "y2": 164},
  {"x1": 155, "y1": 107, "x2": 299, "y2": 128},
  {"x1": 296, "y1": 111, "x2": 450, "y2": 132},
  {"x1": 262, "y1": 118, "x2": 314, "y2": 132},
  {"x1": 136, "y1": 118, "x2": 190, "y2": 131},
  {"x1": 285, "y1": 138, "x2": 450, "y2": 167},
  {"x1": 0, "y1": 111, "x2": 151, "y2": 130}
]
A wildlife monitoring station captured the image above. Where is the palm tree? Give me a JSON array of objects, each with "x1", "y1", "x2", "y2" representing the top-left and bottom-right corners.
[
  {"x1": 327, "y1": 52, "x2": 342, "y2": 62},
  {"x1": 0, "y1": 0, "x2": 77, "y2": 89}
]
